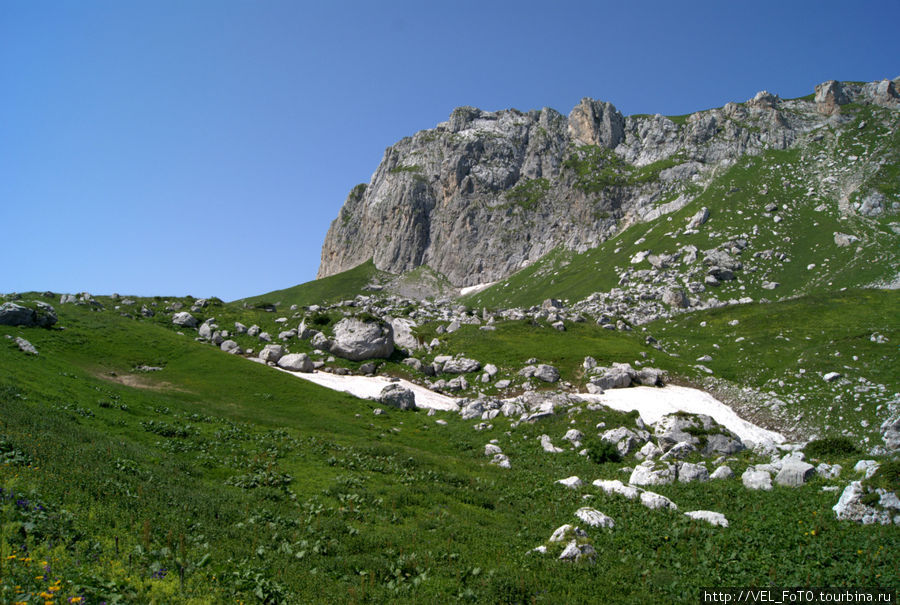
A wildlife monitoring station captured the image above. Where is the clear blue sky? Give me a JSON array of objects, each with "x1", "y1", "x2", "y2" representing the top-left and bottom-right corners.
[{"x1": 2, "y1": 1, "x2": 897, "y2": 301}]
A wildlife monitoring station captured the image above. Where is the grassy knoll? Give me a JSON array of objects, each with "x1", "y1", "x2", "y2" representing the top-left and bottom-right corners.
[{"x1": 237, "y1": 260, "x2": 388, "y2": 308}]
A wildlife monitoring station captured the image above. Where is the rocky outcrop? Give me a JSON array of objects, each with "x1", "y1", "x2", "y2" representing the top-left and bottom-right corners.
[
  {"x1": 0, "y1": 302, "x2": 57, "y2": 328},
  {"x1": 319, "y1": 78, "x2": 898, "y2": 287}
]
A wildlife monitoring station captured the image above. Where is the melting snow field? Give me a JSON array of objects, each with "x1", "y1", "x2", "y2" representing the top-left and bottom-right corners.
[
  {"x1": 277, "y1": 366, "x2": 783, "y2": 446},
  {"x1": 284, "y1": 369, "x2": 461, "y2": 412},
  {"x1": 577, "y1": 385, "x2": 785, "y2": 446}
]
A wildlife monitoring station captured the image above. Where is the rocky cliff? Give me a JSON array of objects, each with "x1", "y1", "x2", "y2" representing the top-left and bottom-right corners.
[{"x1": 318, "y1": 78, "x2": 899, "y2": 287}]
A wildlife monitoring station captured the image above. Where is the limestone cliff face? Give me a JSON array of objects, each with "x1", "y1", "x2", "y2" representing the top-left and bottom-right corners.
[{"x1": 318, "y1": 78, "x2": 899, "y2": 287}]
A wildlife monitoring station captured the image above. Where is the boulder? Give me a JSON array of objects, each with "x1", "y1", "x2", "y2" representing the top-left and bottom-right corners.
[
  {"x1": 220, "y1": 340, "x2": 243, "y2": 355},
  {"x1": 540, "y1": 434, "x2": 564, "y2": 453},
  {"x1": 636, "y1": 367, "x2": 666, "y2": 386},
  {"x1": 172, "y1": 312, "x2": 198, "y2": 328},
  {"x1": 484, "y1": 444, "x2": 503, "y2": 456},
  {"x1": 258, "y1": 344, "x2": 285, "y2": 363},
  {"x1": 686, "y1": 207, "x2": 710, "y2": 230},
  {"x1": 443, "y1": 357, "x2": 481, "y2": 374},
  {"x1": 629, "y1": 460, "x2": 675, "y2": 486},
  {"x1": 589, "y1": 365, "x2": 633, "y2": 390},
  {"x1": 491, "y1": 453, "x2": 511, "y2": 468},
  {"x1": 329, "y1": 317, "x2": 394, "y2": 361},
  {"x1": 558, "y1": 540, "x2": 596, "y2": 562},
  {"x1": 881, "y1": 416, "x2": 900, "y2": 450},
  {"x1": 653, "y1": 413, "x2": 744, "y2": 455},
  {"x1": 833, "y1": 481, "x2": 896, "y2": 525},
  {"x1": 0, "y1": 302, "x2": 55, "y2": 328},
  {"x1": 533, "y1": 364, "x2": 560, "y2": 383},
  {"x1": 378, "y1": 384, "x2": 417, "y2": 411},
  {"x1": 15, "y1": 337, "x2": 38, "y2": 355},
  {"x1": 684, "y1": 510, "x2": 728, "y2": 527},
  {"x1": 833, "y1": 232, "x2": 859, "y2": 247},
  {"x1": 742, "y1": 467, "x2": 773, "y2": 490},
  {"x1": 575, "y1": 507, "x2": 614, "y2": 528},
  {"x1": 660, "y1": 441, "x2": 697, "y2": 460},
  {"x1": 564, "y1": 429, "x2": 584, "y2": 446},
  {"x1": 710, "y1": 465, "x2": 734, "y2": 480},
  {"x1": 640, "y1": 491, "x2": 677, "y2": 511},
  {"x1": 0, "y1": 303, "x2": 35, "y2": 327},
  {"x1": 677, "y1": 462, "x2": 709, "y2": 483},
  {"x1": 556, "y1": 476, "x2": 583, "y2": 489},
  {"x1": 548, "y1": 524, "x2": 586, "y2": 543},
  {"x1": 601, "y1": 427, "x2": 644, "y2": 456},
  {"x1": 775, "y1": 460, "x2": 815, "y2": 487},
  {"x1": 277, "y1": 353, "x2": 314, "y2": 372},
  {"x1": 592, "y1": 479, "x2": 640, "y2": 500},
  {"x1": 390, "y1": 317, "x2": 419, "y2": 351}
]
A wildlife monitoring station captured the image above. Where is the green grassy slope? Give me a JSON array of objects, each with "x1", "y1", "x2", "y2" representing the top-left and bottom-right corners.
[
  {"x1": 1, "y1": 297, "x2": 898, "y2": 603},
  {"x1": 464, "y1": 104, "x2": 899, "y2": 310},
  {"x1": 646, "y1": 289, "x2": 900, "y2": 442},
  {"x1": 237, "y1": 259, "x2": 388, "y2": 308}
]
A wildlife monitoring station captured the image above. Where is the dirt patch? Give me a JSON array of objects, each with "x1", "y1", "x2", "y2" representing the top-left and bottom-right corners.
[{"x1": 97, "y1": 371, "x2": 187, "y2": 393}]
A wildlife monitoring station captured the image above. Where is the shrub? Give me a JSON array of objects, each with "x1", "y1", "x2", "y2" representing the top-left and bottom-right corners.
[
  {"x1": 804, "y1": 437, "x2": 860, "y2": 459},
  {"x1": 310, "y1": 313, "x2": 332, "y2": 327},
  {"x1": 585, "y1": 439, "x2": 622, "y2": 464}
]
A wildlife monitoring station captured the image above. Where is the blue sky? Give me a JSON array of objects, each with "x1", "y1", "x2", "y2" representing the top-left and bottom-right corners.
[{"x1": 2, "y1": 1, "x2": 897, "y2": 301}]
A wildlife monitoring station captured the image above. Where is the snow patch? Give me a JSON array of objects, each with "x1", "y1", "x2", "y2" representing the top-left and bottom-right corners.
[
  {"x1": 282, "y1": 369, "x2": 460, "y2": 412},
  {"x1": 576, "y1": 385, "x2": 784, "y2": 447},
  {"x1": 459, "y1": 281, "x2": 497, "y2": 296}
]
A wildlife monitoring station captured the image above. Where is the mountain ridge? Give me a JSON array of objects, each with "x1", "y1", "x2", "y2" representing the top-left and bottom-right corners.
[{"x1": 317, "y1": 78, "x2": 899, "y2": 288}]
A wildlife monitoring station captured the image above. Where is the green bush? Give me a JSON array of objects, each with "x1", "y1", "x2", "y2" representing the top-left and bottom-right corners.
[
  {"x1": 804, "y1": 437, "x2": 860, "y2": 459},
  {"x1": 310, "y1": 312, "x2": 332, "y2": 327},
  {"x1": 585, "y1": 439, "x2": 622, "y2": 464}
]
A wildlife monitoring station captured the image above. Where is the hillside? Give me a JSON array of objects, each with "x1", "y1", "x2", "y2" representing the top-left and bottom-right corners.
[{"x1": 2, "y1": 284, "x2": 898, "y2": 602}]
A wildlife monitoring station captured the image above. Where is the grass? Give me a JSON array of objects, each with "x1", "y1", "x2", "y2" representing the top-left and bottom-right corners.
[
  {"x1": 0, "y1": 296, "x2": 898, "y2": 603},
  {"x1": 237, "y1": 259, "x2": 390, "y2": 308}
]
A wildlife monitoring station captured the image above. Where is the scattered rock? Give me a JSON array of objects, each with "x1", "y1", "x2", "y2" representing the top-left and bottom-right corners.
[
  {"x1": 540, "y1": 434, "x2": 564, "y2": 453},
  {"x1": 15, "y1": 337, "x2": 38, "y2": 355},
  {"x1": 556, "y1": 476, "x2": 583, "y2": 489}
]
